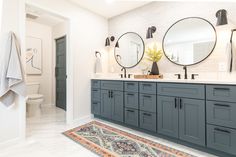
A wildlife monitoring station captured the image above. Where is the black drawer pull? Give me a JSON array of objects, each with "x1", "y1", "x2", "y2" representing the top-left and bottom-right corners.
[
  {"x1": 143, "y1": 113, "x2": 151, "y2": 116},
  {"x1": 214, "y1": 128, "x2": 231, "y2": 134},
  {"x1": 213, "y1": 88, "x2": 230, "y2": 91},
  {"x1": 93, "y1": 89, "x2": 98, "y2": 92},
  {"x1": 142, "y1": 84, "x2": 152, "y2": 87},
  {"x1": 143, "y1": 95, "x2": 151, "y2": 98},
  {"x1": 127, "y1": 83, "x2": 135, "y2": 85},
  {"x1": 214, "y1": 104, "x2": 230, "y2": 107},
  {"x1": 127, "y1": 93, "x2": 134, "y2": 96},
  {"x1": 93, "y1": 102, "x2": 98, "y2": 105},
  {"x1": 126, "y1": 109, "x2": 135, "y2": 113}
]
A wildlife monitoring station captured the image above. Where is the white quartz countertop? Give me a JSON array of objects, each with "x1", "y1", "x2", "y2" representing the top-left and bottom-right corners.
[{"x1": 92, "y1": 77, "x2": 236, "y2": 85}]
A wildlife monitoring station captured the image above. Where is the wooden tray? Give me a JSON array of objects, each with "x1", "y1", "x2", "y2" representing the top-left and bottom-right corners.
[{"x1": 134, "y1": 74, "x2": 163, "y2": 79}]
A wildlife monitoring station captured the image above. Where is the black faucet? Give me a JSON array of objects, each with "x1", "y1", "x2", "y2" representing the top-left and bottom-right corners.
[
  {"x1": 121, "y1": 67, "x2": 127, "y2": 78},
  {"x1": 183, "y1": 66, "x2": 188, "y2": 79}
]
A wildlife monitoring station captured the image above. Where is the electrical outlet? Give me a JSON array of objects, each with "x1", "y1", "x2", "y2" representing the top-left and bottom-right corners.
[{"x1": 218, "y1": 62, "x2": 227, "y2": 72}]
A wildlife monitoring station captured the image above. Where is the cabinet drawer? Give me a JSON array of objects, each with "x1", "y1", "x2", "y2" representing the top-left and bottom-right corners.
[
  {"x1": 101, "y1": 81, "x2": 123, "y2": 91},
  {"x1": 124, "y1": 92, "x2": 138, "y2": 109},
  {"x1": 124, "y1": 81, "x2": 138, "y2": 92},
  {"x1": 91, "y1": 102, "x2": 100, "y2": 115},
  {"x1": 139, "y1": 94, "x2": 156, "y2": 113},
  {"x1": 125, "y1": 108, "x2": 138, "y2": 127},
  {"x1": 139, "y1": 82, "x2": 156, "y2": 94},
  {"x1": 139, "y1": 111, "x2": 156, "y2": 132},
  {"x1": 206, "y1": 85, "x2": 236, "y2": 102},
  {"x1": 158, "y1": 83, "x2": 205, "y2": 99},
  {"x1": 91, "y1": 89, "x2": 100, "y2": 101},
  {"x1": 207, "y1": 101, "x2": 236, "y2": 128},
  {"x1": 207, "y1": 124, "x2": 236, "y2": 155},
  {"x1": 91, "y1": 80, "x2": 101, "y2": 88}
]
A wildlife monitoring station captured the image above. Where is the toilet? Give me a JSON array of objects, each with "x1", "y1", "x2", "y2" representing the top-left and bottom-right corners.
[{"x1": 26, "y1": 82, "x2": 44, "y2": 117}]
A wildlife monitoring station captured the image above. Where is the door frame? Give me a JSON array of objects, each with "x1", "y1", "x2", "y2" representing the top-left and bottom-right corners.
[{"x1": 25, "y1": 3, "x2": 74, "y2": 125}]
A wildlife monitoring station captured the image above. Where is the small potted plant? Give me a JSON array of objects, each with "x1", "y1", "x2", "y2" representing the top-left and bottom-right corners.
[{"x1": 145, "y1": 43, "x2": 163, "y2": 75}]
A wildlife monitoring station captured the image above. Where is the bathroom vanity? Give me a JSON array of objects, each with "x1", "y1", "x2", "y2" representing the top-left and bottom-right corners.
[{"x1": 91, "y1": 78, "x2": 236, "y2": 157}]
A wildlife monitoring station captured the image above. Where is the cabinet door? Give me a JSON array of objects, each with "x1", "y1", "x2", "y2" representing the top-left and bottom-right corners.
[
  {"x1": 111, "y1": 91, "x2": 124, "y2": 122},
  {"x1": 179, "y1": 98, "x2": 205, "y2": 146},
  {"x1": 91, "y1": 102, "x2": 100, "y2": 115},
  {"x1": 157, "y1": 96, "x2": 178, "y2": 138},
  {"x1": 101, "y1": 90, "x2": 111, "y2": 119}
]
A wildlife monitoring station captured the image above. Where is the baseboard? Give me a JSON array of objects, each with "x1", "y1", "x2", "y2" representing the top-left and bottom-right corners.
[{"x1": 70, "y1": 114, "x2": 94, "y2": 127}]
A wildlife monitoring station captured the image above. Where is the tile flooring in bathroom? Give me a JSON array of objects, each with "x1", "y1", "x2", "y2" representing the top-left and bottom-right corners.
[{"x1": 0, "y1": 106, "x2": 216, "y2": 157}]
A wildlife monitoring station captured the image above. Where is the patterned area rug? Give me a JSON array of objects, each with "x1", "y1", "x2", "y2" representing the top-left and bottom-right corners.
[{"x1": 63, "y1": 121, "x2": 196, "y2": 157}]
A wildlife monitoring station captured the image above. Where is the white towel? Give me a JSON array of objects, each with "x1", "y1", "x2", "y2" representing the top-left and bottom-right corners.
[
  {"x1": 0, "y1": 32, "x2": 26, "y2": 107},
  {"x1": 95, "y1": 56, "x2": 102, "y2": 73}
]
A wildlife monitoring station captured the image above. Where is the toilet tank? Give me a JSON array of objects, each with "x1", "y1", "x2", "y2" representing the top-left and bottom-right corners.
[{"x1": 26, "y1": 82, "x2": 40, "y2": 95}]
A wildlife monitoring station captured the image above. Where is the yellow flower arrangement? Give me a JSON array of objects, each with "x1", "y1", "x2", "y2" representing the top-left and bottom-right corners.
[{"x1": 145, "y1": 43, "x2": 163, "y2": 62}]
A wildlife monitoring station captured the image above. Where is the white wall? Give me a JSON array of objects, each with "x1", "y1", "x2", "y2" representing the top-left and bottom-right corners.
[
  {"x1": 0, "y1": 0, "x2": 25, "y2": 145},
  {"x1": 26, "y1": 0, "x2": 108, "y2": 122},
  {"x1": 26, "y1": 21, "x2": 53, "y2": 105},
  {"x1": 108, "y1": 2, "x2": 236, "y2": 79}
]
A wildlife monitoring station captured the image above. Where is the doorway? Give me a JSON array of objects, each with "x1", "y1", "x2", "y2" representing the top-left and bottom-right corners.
[{"x1": 55, "y1": 36, "x2": 67, "y2": 110}]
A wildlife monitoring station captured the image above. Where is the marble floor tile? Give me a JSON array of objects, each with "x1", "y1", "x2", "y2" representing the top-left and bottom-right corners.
[{"x1": 0, "y1": 106, "x2": 216, "y2": 157}]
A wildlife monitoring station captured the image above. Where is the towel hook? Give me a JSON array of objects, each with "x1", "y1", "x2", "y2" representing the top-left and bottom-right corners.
[{"x1": 95, "y1": 51, "x2": 101, "y2": 58}]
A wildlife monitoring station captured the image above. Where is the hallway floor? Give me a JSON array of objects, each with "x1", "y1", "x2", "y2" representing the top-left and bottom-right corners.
[{"x1": 0, "y1": 106, "x2": 216, "y2": 157}]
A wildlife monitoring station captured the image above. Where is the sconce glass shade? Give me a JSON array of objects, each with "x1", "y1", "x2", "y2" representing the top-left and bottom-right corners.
[
  {"x1": 216, "y1": 9, "x2": 228, "y2": 26},
  {"x1": 105, "y1": 37, "x2": 110, "y2": 46},
  {"x1": 146, "y1": 26, "x2": 156, "y2": 39}
]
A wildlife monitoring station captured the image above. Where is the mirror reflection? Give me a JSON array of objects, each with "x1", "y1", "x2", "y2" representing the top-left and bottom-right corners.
[
  {"x1": 163, "y1": 17, "x2": 216, "y2": 65},
  {"x1": 115, "y1": 32, "x2": 144, "y2": 68}
]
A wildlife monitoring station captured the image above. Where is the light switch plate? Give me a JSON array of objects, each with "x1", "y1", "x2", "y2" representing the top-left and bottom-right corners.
[{"x1": 218, "y1": 62, "x2": 227, "y2": 72}]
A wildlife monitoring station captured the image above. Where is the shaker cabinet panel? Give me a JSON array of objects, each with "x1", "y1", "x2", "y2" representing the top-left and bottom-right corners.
[
  {"x1": 206, "y1": 85, "x2": 236, "y2": 102},
  {"x1": 91, "y1": 88, "x2": 100, "y2": 102},
  {"x1": 139, "y1": 111, "x2": 157, "y2": 132},
  {"x1": 139, "y1": 94, "x2": 156, "y2": 113},
  {"x1": 207, "y1": 124, "x2": 236, "y2": 155},
  {"x1": 111, "y1": 91, "x2": 124, "y2": 122},
  {"x1": 179, "y1": 98, "x2": 205, "y2": 146},
  {"x1": 139, "y1": 82, "x2": 156, "y2": 94},
  {"x1": 125, "y1": 108, "x2": 139, "y2": 127},
  {"x1": 207, "y1": 101, "x2": 236, "y2": 129},
  {"x1": 124, "y1": 81, "x2": 138, "y2": 92},
  {"x1": 91, "y1": 80, "x2": 101, "y2": 88},
  {"x1": 124, "y1": 92, "x2": 139, "y2": 109},
  {"x1": 101, "y1": 90, "x2": 111, "y2": 119},
  {"x1": 157, "y1": 96, "x2": 179, "y2": 138},
  {"x1": 91, "y1": 102, "x2": 101, "y2": 115}
]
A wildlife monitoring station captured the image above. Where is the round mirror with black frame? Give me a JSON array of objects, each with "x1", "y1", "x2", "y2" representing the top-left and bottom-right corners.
[
  {"x1": 162, "y1": 17, "x2": 217, "y2": 66},
  {"x1": 114, "y1": 32, "x2": 145, "y2": 68}
]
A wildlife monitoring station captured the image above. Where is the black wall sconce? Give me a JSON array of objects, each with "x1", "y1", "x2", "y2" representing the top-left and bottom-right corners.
[
  {"x1": 105, "y1": 36, "x2": 115, "y2": 46},
  {"x1": 216, "y1": 9, "x2": 228, "y2": 26},
  {"x1": 146, "y1": 26, "x2": 156, "y2": 39}
]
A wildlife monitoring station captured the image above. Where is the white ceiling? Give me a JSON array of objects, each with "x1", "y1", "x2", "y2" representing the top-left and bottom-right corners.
[
  {"x1": 68, "y1": 0, "x2": 151, "y2": 18},
  {"x1": 26, "y1": 5, "x2": 65, "y2": 27}
]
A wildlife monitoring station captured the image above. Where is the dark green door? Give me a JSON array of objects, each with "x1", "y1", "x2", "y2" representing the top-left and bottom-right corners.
[
  {"x1": 179, "y1": 98, "x2": 205, "y2": 146},
  {"x1": 101, "y1": 90, "x2": 111, "y2": 119},
  {"x1": 55, "y1": 36, "x2": 66, "y2": 110},
  {"x1": 158, "y1": 96, "x2": 179, "y2": 138},
  {"x1": 111, "y1": 91, "x2": 124, "y2": 122}
]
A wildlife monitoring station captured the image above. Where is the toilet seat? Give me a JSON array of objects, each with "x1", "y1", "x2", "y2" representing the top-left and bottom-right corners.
[{"x1": 28, "y1": 94, "x2": 44, "y2": 100}]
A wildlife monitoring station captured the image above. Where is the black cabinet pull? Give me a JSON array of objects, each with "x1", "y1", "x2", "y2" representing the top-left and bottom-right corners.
[
  {"x1": 108, "y1": 90, "x2": 111, "y2": 98},
  {"x1": 126, "y1": 109, "x2": 134, "y2": 113},
  {"x1": 143, "y1": 95, "x2": 151, "y2": 98},
  {"x1": 93, "y1": 102, "x2": 98, "y2": 105},
  {"x1": 93, "y1": 89, "x2": 98, "y2": 92},
  {"x1": 127, "y1": 93, "x2": 134, "y2": 96},
  {"x1": 179, "y1": 98, "x2": 182, "y2": 109},
  {"x1": 214, "y1": 128, "x2": 231, "y2": 134},
  {"x1": 213, "y1": 88, "x2": 230, "y2": 91},
  {"x1": 214, "y1": 103, "x2": 230, "y2": 107},
  {"x1": 143, "y1": 113, "x2": 151, "y2": 116},
  {"x1": 175, "y1": 98, "x2": 177, "y2": 108},
  {"x1": 111, "y1": 91, "x2": 113, "y2": 98}
]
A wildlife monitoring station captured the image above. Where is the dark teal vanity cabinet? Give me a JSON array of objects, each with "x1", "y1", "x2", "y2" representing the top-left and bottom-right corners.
[{"x1": 91, "y1": 79, "x2": 236, "y2": 157}]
